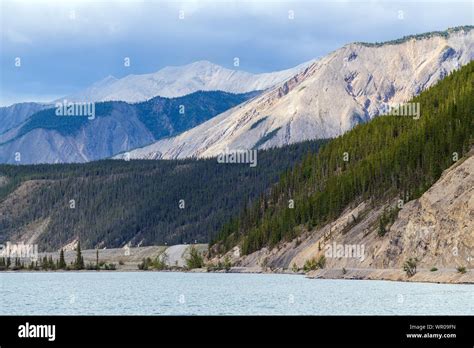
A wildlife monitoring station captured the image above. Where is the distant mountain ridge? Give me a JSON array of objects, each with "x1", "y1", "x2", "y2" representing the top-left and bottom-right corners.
[
  {"x1": 0, "y1": 91, "x2": 258, "y2": 164},
  {"x1": 119, "y1": 26, "x2": 473, "y2": 161},
  {"x1": 355, "y1": 25, "x2": 473, "y2": 47},
  {"x1": 0, "y1": 102, "x2": 50, "y2": 135},
  {"x1": 63, "y1": 60, "x2": 315, "y2": 103},
  {"x1": 2, "y1": 27, "x2": 472, "y2": 165}
]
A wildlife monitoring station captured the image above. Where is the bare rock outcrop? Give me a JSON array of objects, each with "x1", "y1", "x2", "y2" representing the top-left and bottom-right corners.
[{"x1": 222, "y1": 151, "x2": 474, "y2": 283}]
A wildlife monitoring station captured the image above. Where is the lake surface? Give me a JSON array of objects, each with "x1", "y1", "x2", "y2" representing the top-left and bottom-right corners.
[{"x1": 1, "y1": 272, "x2": 472, "y2": 315}]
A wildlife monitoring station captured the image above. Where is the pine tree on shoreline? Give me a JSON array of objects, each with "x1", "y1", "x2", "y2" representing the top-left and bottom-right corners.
[
  {"x1": 59, "y1": 249, "x2": 66, "y2": 269},
  {"x1": 75, "y1": 242, "x2": 84, "y2": 270}
]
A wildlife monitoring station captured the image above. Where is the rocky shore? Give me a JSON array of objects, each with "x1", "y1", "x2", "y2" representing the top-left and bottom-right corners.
[
  {"x1": 222, "y1": 266, "x2": 473, "y2": 284},
  {"x1": 304, "y1": 268, "x2": 474, "y2": 284}
]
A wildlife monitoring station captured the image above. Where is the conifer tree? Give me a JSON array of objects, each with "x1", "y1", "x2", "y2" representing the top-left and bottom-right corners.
[
  {"x1": 59, "y1": 249, "x2": 66, "y2": 269},
  {"x1": 48, "y1": 255, "x2": 55, "y2": 269},
  {"x1": 42, "y1": 256, "x2": 48, "y2": 270},
  {"x1": 75, "y1": 242, "x2": 84, "y2": 270}
]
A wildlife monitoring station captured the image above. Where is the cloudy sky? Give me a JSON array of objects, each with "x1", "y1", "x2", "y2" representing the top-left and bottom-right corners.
[{"x1": 1, "y1": 0, "x2": 472, "y2": 106}]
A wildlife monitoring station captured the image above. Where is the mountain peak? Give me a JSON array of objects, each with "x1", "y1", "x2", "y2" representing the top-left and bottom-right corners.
[
  {"x1": 156, "y1": 60, "x2": 224, "y2": 73},
  {"x1": 63, "y1": 59, "x2": 311, "y2": 103},
  {"x1": 187, "y1": 60, "x2": 221, "y2": 68},
  {"x1": 93, "y1": 75, "x2": 118, "y2": 86}
]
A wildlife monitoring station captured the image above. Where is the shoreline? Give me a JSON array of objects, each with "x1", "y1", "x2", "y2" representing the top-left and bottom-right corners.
[
  {"x1": 223, "y1": 267, "x2": 474, "y2": 284},
  {"x1": 304, "y1": 268, "x2": 474, "y2": 284},
  {"x1": 2, "y1": 266, "x2": 472, "y2": 284}
]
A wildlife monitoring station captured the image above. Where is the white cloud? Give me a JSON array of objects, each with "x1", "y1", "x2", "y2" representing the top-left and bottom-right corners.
[
  {"x1": 5, "y1": 29, "x2": 32, "y2": 44},
  {"x1": 1, "y1": 0, "x2": 470, "y2": 105}
]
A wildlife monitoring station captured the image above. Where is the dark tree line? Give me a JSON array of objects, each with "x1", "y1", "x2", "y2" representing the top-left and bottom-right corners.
[
  {"x1": 0, "y1": 244, "x2": 116, "y2": 271},
  {"x1": 0, "y1": 140, "x2": 327, "y2": 250}
]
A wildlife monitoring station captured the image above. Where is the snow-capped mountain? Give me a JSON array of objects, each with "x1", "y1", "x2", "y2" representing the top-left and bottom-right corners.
[
  {"x1": 64, "y1": 60, "x2": 315, "y2": 103},
  {"x1": 117, "y1": 27, "x2": 474, "y2": 161}
]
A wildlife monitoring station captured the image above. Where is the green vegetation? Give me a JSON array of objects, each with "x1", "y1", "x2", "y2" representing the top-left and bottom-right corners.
[
  {"x1": 185, "y1": 246, "x2": 204, "y2": 269},
  {"x1": 430, "y1": 267, "x2": 438, "y2": 272},
  {"x1": 75, "y1": 241, "x2": 85, "y2": 270},
  {"x1": 135, "y1": 91, "x2": 260, "y2": 139},
  {"x1": 0, "y1": 257, "x2": 39, "y2": 271},
  {"x1": 7, "y1": 91, "x2": 259, "y2": 142},
  {"x1": 86, "y1": 260, "x2": 116, "y2": 270},
  {"x1": 292, "y1": 263, "x2": 299, "y2": 273},
  {"x1": 249, "y1": 116, "x2": 268, "y2": 130},
  {"x1": 138, "y1": 257, "x2": 152, "y2": 270},
  {"x1": 378, "y1": 207, "x2": 400, "y2": 237},
  {"x1": 0, "y1": 257, "x2": 10, "y2": 270},
  {"x1": 153, "y1": 253, "x2": 169, "y2": 270},
  {"x1": 137, "y1": 253, "x2": 169, "y2": 271},
  {"x1": 213, "y1": 61, "x2": 474, "y2": 256},
  {"x1": 252, "y1": 127, "x2": 282, "y2": 149},
  {"x1": 59, "y1": 249, "x2": 66, "y2": 269},
  {"x1": 223, "y1": 256, "x2": 232, "y2": 271},
  {"x1": 0, "y1": 139, "x2": 327, "y2": 250},
  {"x1": 12, "y1": 105, "x2": 99, "y2": 139},
  {"x1": 403, "y1": 258, "x2": 418, "y2": 277},
  {"x1": 0, "y1": 242, "x2": 119, "y2": 271},
  {"x1": 207, "y1": 255, "x2": 232, "y2": 272},
  {"x1": 355, "y1": 26, "x2": 473, "y2": 47},
  {"x1": 103, "y1": 263, "x2": 116, "y2": 270},
  {"x1": 456, "y1": 266, "x2": 467, "y2": 274},
  {"x1": 303, "y1": 255, "x2": 326, "y2": 272}
]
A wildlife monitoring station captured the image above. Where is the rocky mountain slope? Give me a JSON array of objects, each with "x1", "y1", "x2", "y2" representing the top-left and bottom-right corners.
[
  {"x1": 64, "y1": 60, "x2": 314, "y2": 103},
  {"x1": 208, "y1": 57, "x2": 473, "y2": 283},
  {"x1": 120, "y1": 26, "x2": 473, "y2": 160},
  {"x1": 218, "y1": 150, "x2": 473, "y2": 283},
  {"x1": 0, "y1": 91, "x2": 257, "y2": 164},
  {"x1": 0, "y1": 102, "x2": 50, "y2": 135}
]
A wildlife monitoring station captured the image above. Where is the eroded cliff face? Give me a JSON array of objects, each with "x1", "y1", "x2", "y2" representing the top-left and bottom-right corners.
[
  {"x1": 222, "y1": 151, "x2": 473, "y2": 276},
  {"x1": 123, "y1": 29, "x2": 474, "y2": 161},
  {"x1": 383, "y1": 153, "x2": 473, "y2": 269}
]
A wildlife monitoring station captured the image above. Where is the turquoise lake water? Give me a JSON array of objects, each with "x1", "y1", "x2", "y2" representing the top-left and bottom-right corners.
[{"x1": 1, "y1": 272, "x2": 472, "y2": 315}]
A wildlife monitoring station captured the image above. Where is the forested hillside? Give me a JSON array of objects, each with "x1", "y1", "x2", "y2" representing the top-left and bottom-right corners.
[
  {"x1": 213, "y1": 61, "x2": 474, "y2": 255},
  {"x1": 0, "y1": 139, "x2": 326, "y2": 250}
]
